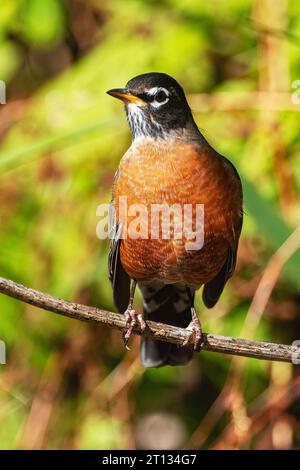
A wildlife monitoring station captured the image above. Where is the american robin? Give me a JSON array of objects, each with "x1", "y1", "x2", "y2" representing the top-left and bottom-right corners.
[{"x1": 107, "y1": 73, "x2": 243, "y2": 367}]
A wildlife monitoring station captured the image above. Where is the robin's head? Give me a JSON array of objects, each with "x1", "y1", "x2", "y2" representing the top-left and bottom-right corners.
[{"x1": 107, "y1": 72, "x2": 197, "y2": 140}]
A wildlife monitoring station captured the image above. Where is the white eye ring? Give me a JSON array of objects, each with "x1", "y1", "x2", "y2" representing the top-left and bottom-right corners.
[{"x1": 148, "y1": 87, "x2": 169, "y2": 107}]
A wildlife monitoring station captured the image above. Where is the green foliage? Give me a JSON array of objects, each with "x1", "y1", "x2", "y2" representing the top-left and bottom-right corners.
[
  {"x1": 0, "y1": 0, "x2": 299, "y2": 450},
  {"x1": 77, "y1": 415, "x2": 125, "y2": 450},
  {"x1": 19, "y1": 0, "x2": 66, "y2": 47}
]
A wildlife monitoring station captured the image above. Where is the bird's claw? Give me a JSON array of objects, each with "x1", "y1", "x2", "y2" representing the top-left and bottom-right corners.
[
  {"x1": 123, "y1": 309, "x2": 146, "y2": 347},
  {"x1": 182, "y1": 313, "x2": 203, "y2": 351}
]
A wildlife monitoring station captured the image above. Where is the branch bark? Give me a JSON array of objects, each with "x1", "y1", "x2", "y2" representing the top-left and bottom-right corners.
[{"x1": 0, "y1": 276, "x2": 298, "y2": 364}]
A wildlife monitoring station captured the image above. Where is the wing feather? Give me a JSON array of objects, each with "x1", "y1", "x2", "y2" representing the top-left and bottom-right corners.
[
  {"x1": 203, "y1": 155, "x2": 243, "y2": 308},
  {"x1": 108, "y1": 202, "x2": 130, "y2": 313}
]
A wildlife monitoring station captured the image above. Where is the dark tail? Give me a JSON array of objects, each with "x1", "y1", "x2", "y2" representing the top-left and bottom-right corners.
[{"x1": 139, "y1": 282, "x2": 193, "y2": 368}]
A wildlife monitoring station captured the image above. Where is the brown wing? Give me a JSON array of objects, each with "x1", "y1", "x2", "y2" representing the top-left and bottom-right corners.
[
  {"x1": 108, "y1": 187, "x2": 130, "y2": 313},
  {"x1": 202, "y1": 155, "x2": 243, "y2": 308}
]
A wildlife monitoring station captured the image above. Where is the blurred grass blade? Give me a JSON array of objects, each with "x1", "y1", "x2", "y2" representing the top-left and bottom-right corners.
[
  {"x1": 0, "y1": 119, "x2": 118, "y2": 173},
  {"x1": 242, "y1": 176, "x2": 300, "y2": 290}
]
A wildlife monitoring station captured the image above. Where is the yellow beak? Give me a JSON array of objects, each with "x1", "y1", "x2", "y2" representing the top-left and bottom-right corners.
[{"x1": 107, "y1": 88, "x2": 146, "y2": 105}]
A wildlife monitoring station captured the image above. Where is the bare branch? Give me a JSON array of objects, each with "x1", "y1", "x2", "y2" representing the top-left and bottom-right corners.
[{"x1": 0, "y1": 276, "x2": 298, "y2": 363}]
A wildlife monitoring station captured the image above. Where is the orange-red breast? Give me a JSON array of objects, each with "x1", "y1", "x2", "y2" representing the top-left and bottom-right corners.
[{"x1": 107, "y1": 73, "x2": 243, "y2": 367}]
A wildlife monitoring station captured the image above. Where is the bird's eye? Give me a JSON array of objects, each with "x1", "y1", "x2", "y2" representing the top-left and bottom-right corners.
[{"x1": 154, "y1": 90, "x2": 168, "y2": 103}]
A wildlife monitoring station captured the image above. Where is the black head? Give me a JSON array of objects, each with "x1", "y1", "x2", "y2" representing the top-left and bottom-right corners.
[{"x1": 107, "y1": 72, "x2": 197, "y2": 140}]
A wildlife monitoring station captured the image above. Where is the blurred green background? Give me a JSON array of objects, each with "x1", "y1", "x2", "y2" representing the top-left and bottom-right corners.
[{"x1": 0, "y1": 0, "x2": 300, "y2": 450}]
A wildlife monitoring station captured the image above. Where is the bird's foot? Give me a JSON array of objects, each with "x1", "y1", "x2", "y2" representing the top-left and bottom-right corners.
[
  {"x1": 123, "y1": 309, "x2": 146, "y2": 348},
  {"x1": 182, "y1": 308, "x2": 203, "y2": 351}
]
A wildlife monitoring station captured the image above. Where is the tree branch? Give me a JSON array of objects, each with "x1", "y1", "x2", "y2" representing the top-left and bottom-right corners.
[{"x1": 0, "y1": 276, "x2": 298, "y2": 363}]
